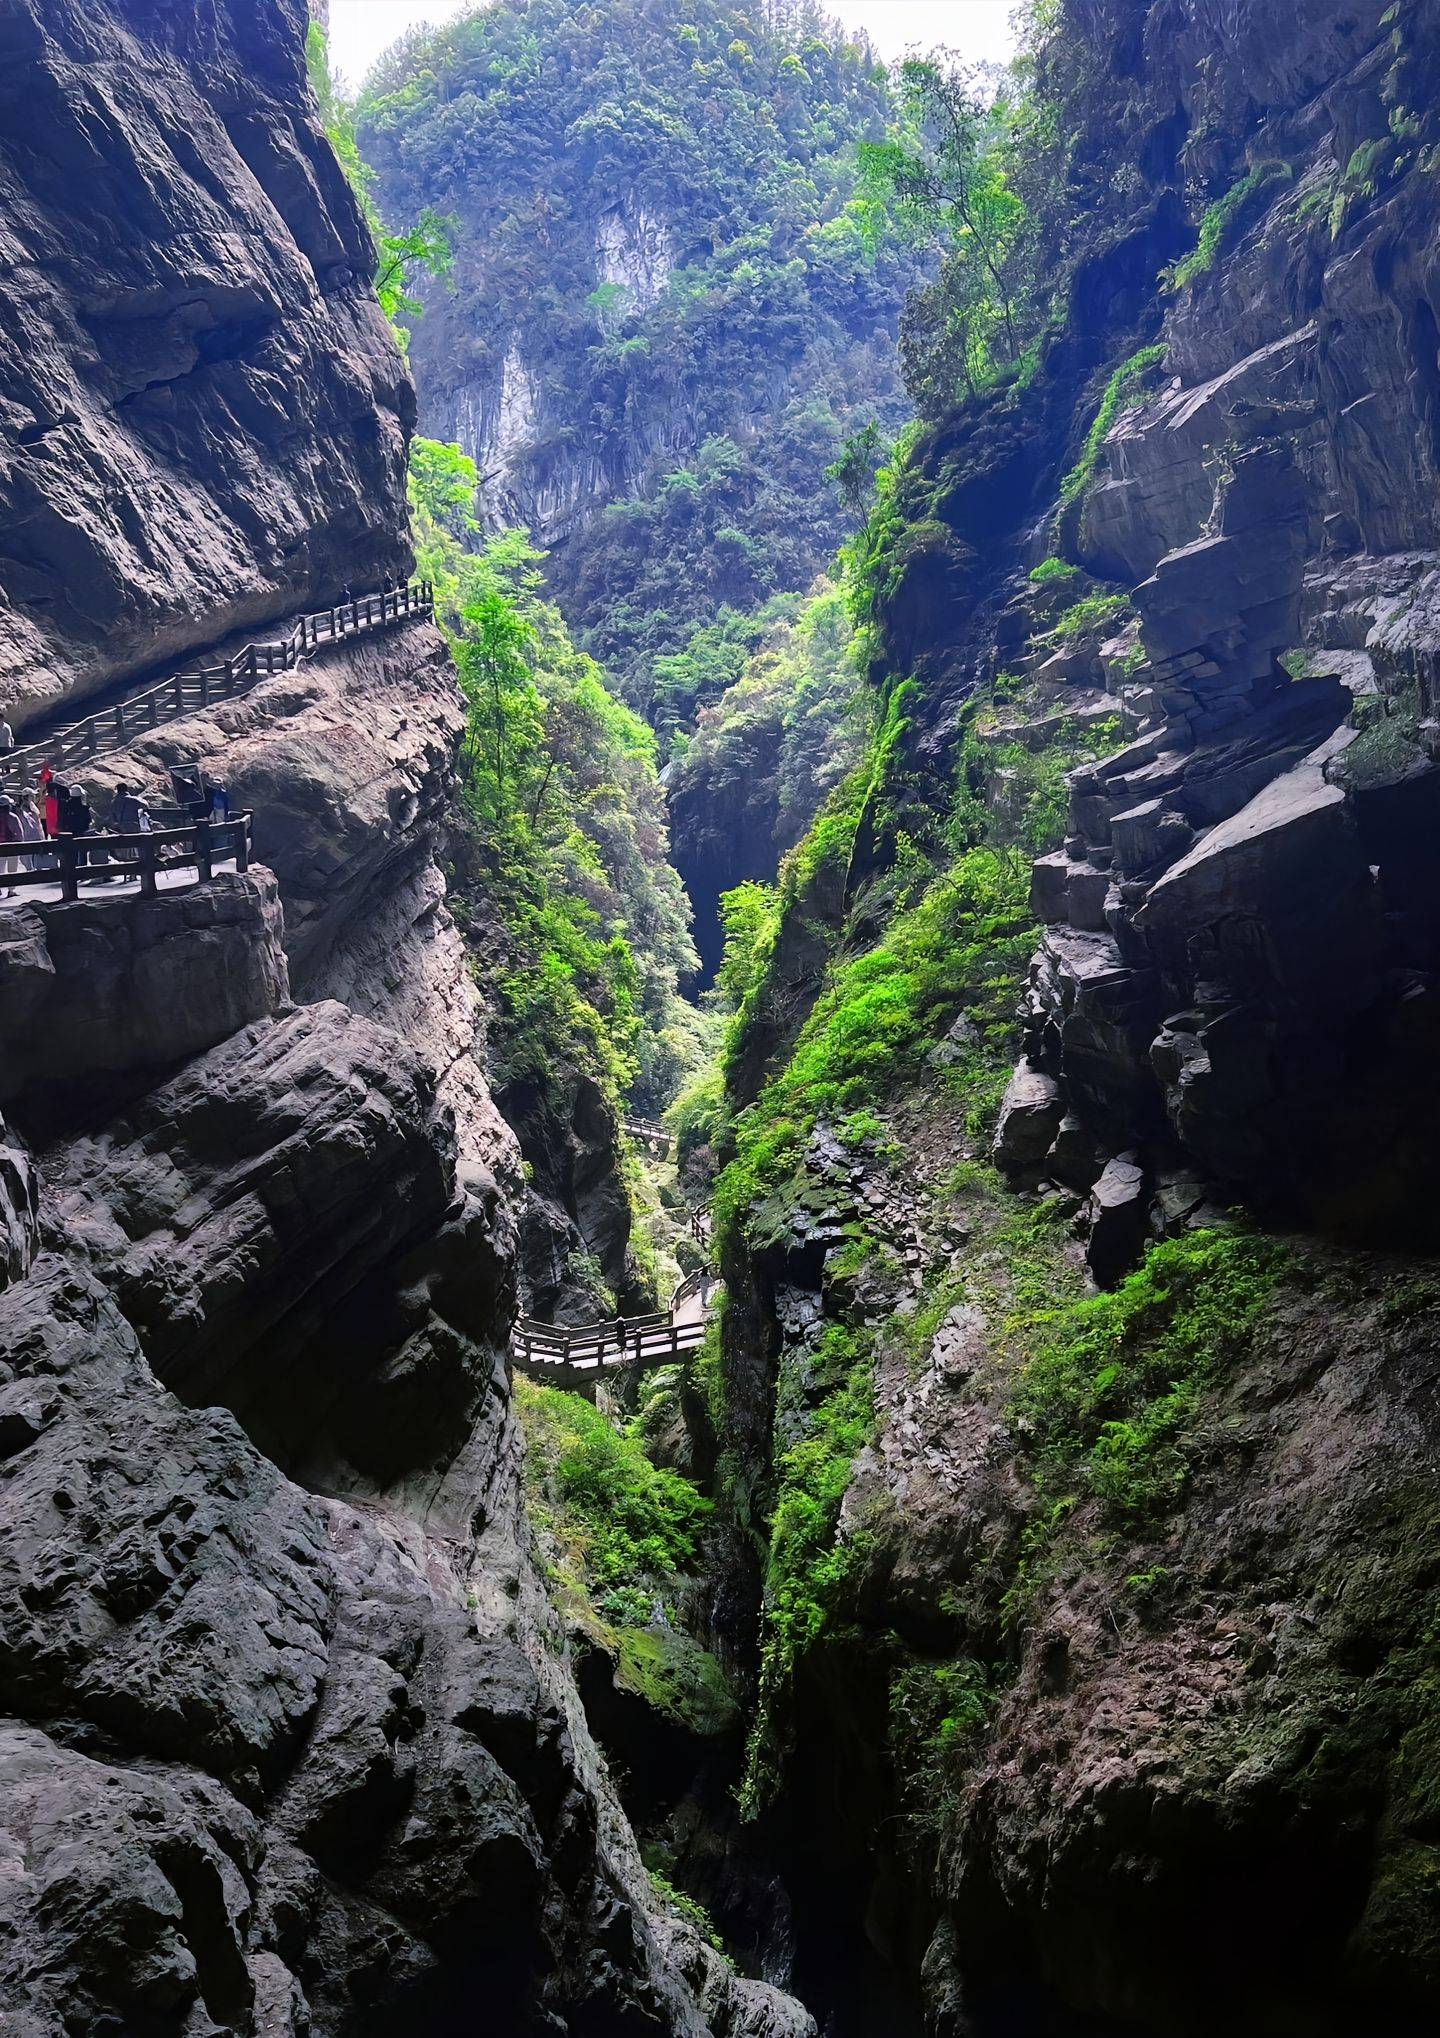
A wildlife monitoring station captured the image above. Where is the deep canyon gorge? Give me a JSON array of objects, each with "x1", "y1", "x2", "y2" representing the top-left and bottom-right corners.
[{"x1": 2, "y1": 2, "x2": 1440, "y2": 2035}]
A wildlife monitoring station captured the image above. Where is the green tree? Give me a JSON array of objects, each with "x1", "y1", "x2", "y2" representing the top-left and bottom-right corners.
[
  {"x1": 457, "y1": 591, "x2": 540, "y2": 821},
  {"x1": 825, "y1": 419, "x2": 889, "y2": 516},
  {"x1": 859, "y1": 59, "x2": 1035, "y2": 409}
]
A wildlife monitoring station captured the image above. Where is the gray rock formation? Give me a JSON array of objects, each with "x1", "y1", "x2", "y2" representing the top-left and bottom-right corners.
[
  {"x1": 0, "y1": 1252, "x2": 811, "y2": 2037},
  {"x1": 0, "y1": 2, "x2": 814, "y2": 2032},
  {"x1": 0, "y1": 0, "x2": 412, "y2": 727},
  {"x1": 0, "y1": 871, "x2": 289, "y2": 1120},
  {"x1": 993, "y1": 0, "x2": 1440, "y2": 1270}
]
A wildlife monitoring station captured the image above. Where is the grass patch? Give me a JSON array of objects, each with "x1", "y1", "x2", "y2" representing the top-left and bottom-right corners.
[
  {"x1": 889, "y1": 1654, "x2": 1004, "y2": 1848},
  {"x1": 1165, "y1": 161, "x2": 1293, "y2": 290},
  {"x1": 999, "y1": 1231, "x2": 1283, "y2": 1619},
  {"x1": 714, "y1": 845, "x2": 1035, "y2": 1247},
  {"x1": 1059, "y1": 345, "x2": 1168, "y2": 504}
]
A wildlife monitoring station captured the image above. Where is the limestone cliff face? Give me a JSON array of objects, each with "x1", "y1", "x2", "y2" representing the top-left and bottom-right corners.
[
  {"x1": 992, "y1": 0, "x2": 1440, "y2": 1249},
  {"x1": 711, "y1": 4, "x2": 1440, "y2": 2033},
  {"x1": 0, "y1": 4, "x2": 812, "y2": 2034},
  {"x1": 0, "y1": 0, "x2": 412, "y2": 726}
]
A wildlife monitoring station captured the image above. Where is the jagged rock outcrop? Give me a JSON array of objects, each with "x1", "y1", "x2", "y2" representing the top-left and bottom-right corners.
[
  {"x1": 0, "y1": 1, "x2": 814, "y2": 2031},
  {"x1": 0, "y1": 0, "x2": 413, "y2": 726},
  {"x1": 0, "y1": 1251, "x2": 811, "y2": 2037},
  {"x1": 708, "y1": 6, "x2": 1440, "y2": 2035},
  {"x1": 985, "y1": 0, "x2": 1440, "y2": 1266},
  {"x1": 0, "y1": 871, "x2": 289, "y2": 1120}
]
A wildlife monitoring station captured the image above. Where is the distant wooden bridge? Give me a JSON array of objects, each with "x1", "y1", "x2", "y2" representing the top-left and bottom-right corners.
[
  {"x1": 622, "y1": 1119, "x2": 672, "y2": 1160},
  {"x1": 512, "y1": 1268, "x2": 718, "y2": 1387},
  {"x1": 0, "y1": 581, "x2": 435, "y2": 793}
]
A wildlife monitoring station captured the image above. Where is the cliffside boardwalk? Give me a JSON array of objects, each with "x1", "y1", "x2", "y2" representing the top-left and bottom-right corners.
[
  {"x1": 512, "y1": 1268, "x2": 717, "y2": 1388},
  {"x1": 0, "y1": 581, "x2": 435, "y2": 795},
  {"x1": 1, "y1": 811, "x2": 254, "y2": 904}
]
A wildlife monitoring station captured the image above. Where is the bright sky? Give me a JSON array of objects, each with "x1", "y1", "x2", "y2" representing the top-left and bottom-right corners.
[{"x1": 327, "y1": 1, "x2": 1020, "y2": 91}]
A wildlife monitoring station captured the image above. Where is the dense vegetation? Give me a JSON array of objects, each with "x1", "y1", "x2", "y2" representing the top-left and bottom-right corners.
[
  {"x1": 411, "y1": 441, "x2": 706, "y2": 1117},
  {"x1": 665, "y1": 577, "x2": 863, "y2": 796},
  {"x1": 313, "y1": 26, "x2": 707, "y2": 1137},
  {"x1": 356, "y1": 0, "x2": 928, "y2": 722}
]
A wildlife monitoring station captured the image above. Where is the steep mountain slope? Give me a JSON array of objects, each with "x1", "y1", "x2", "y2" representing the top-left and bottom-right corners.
[
  {"x1": 695, "y1": 1, "x2": 1440, "y2": 2032},
  {"x1": 357, "y1": 0, "x2": 922, "y2": 713},
  {"x1": 0, "y1": 0, "x2": 409, "y2": 725},
  {"x1": 0, "y1": 4, "x2": 810, "y2": 2033}
]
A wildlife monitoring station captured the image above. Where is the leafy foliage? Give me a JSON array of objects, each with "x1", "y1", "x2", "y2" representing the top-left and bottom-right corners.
[
  {"x1": 306, "y1": 24, "x2": 454, "y2": 345},
  {"x1": 1164, "y1": 161, "x2": 1293, "y2": 291},
  {"x1": 359, "y1": 0, "x2": 929, "y2": 705},
  {"x1": 858, "y1": 58, "x2": 1039, "y2": 414},
  {"x1": 517, "y1": 1377, "x2": 711, "y2": 1618},
  {"x1": 413, "y1": 442, "x2": 702, "y2": 1113}
]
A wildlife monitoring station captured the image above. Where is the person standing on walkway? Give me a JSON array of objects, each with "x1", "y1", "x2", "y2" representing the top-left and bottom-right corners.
[
  {"x1": 58, "y1": 782, "x2": 93, "y2": 871},
  {"x1": 39, "y1": 764, "x2": 58, "y2": 839},
  {"x1": 0, "y1": 796, "x2": 24, "y2": 895},
  {"x1": 109, "y1": 785, "x2": 151, "y2": 880},
  {"x1": 0, "y1": 716, "x2": 14, "y2": 756},
  {"x1": 16, "y1": 788, "x2": 44, "y2": 871}
]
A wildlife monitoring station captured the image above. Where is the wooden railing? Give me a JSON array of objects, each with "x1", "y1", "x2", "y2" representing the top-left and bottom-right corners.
[
  {"x1": 623, "y1": 1119, "x2": 672, "y2": 1160},
  {"x1": 1, "y1": 812, "x2": 253, "y2": 905},
  {"x1": 512, "y1": 1275, "x2": 715, "y2": 1382},
  {"x1": 0, "y1": 581, "x2": 434, "y2": 793}
]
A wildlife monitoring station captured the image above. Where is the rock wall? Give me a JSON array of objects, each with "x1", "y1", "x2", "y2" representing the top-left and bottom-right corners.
[
  {"x1": 0, "y1": 3, "x2": 813, "y2": 2033},
  {"x1": 993, "y1": 0, "x2": 1440, "y2": 1261},
  {"x1": 0, "y1": 871, "x2": 289, "y2": 1120},
  {"x1": 0, "y1": 0, "x2": 412, "y2": 726},
  {"x1": 707, "y1": 5, "x2": 1440, "y2": 2034}
]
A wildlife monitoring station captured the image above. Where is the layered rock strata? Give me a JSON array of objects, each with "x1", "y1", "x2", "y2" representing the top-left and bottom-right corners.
[
  {"x1": 0, "y1": 1, "x2": 813, "y2": 2031},
  {"x1": 0, "y1": 0, "x2": 412, "y2": 723},
  {"x1": 994, "y1": 0, "x2": 1440, "y2": 1268}
]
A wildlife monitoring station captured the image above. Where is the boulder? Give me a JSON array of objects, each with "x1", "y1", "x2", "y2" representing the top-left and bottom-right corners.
[
  {"x1": 1081, "y1": 1154, "x2": 1149, "y2": 1287},
  {"x1": 1138, "y1": 731, "x2": 1383, "y2": 1020},
  {"x1": 993, "y1": 1059, "x2": 1065, "y2": 1170},
  {"x1": 43, "y1": 1000, "x2": 516, "y2": 1490},
  {"x1": 0, "y1": 873, "x2": 289, "y2": 1123}
]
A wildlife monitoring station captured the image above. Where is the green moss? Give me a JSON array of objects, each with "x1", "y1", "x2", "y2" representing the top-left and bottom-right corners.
[
  {"x1": 1047, "y1": 591, "x2": 1132, "y2": 640},
  {"x1": 1059, "y1": 345, "x2": 1167, "y2": 504},
  {"x1": 740, "y1": 1322, "x2": 875, "y2": 1816},
  {"x1": 714, "y1": 845, "x2": 1034, "y2": 1246},
  {"x1": 1011, "y1": 1228, "x2": 1283, "y2": 1530},
  {"x1": 616, "y1": 1626, "x2": 740, "y2": 1737},
  {"x1": 1165, "y1": 160, "x2": 1293, "y2": 291},
  {"x1": 1028, "y1": 555, "x2": 1080, "y2": 586},
  {"x1": 1331, "y1": 683, "x2": 1423, "y2": 791}
]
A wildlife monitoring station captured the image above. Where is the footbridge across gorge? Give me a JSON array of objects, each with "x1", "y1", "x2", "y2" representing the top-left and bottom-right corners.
[
  {"x1": 512, "y1": 1269, "x2": 720, "y2": 1389},
  {"x1": 1, "y1": 581, "x2": 435, "y2": 794}
]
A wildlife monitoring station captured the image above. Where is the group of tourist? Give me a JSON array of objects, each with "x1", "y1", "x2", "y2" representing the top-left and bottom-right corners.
[{"x1": 0, "y1": 773, "x2": 154, "y2": 896}]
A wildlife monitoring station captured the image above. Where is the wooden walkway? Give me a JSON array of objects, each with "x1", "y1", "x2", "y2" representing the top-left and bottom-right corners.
[
  {"x1": 512, "y1": 1269, "x2": 718, "y2": 1387},
  {"x1": 0, "y1": 581, "x2": 434, "y2": 794},
  {"x1": 1, "y1": 811, "x2": 254, "y2": 905},
  {"x1": 623, "y1": 1118, "x2": 673, "y2": 1160}
]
